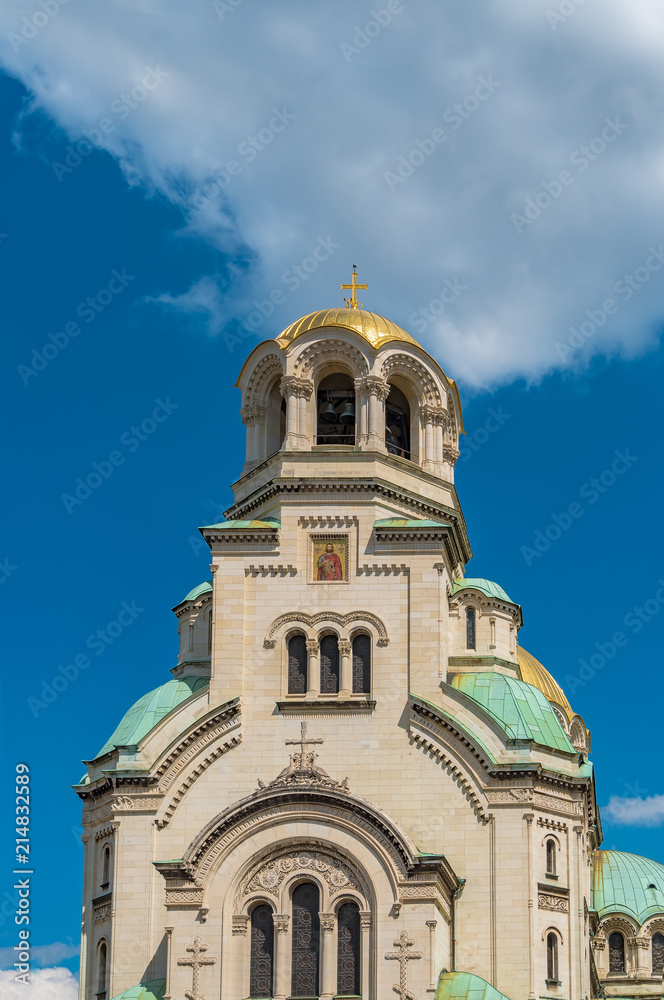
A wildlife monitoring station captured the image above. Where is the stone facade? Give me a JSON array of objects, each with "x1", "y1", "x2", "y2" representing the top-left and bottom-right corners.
[{"x1": 74, "y1": 308, "x2": 660, "y2": 1000}]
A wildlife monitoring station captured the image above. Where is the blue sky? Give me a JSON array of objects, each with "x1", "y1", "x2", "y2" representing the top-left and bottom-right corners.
[{"x1": 1, "y1": 2, "x2": 664, "y2": 989}]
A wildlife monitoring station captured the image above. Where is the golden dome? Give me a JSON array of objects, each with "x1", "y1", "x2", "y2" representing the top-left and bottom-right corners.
[
  {"x1": 276, "y1": 308, "x2": 420, "y2": 351},
  {"x1": 517, "y1": 646, "x2": 574, "y2": 721}
]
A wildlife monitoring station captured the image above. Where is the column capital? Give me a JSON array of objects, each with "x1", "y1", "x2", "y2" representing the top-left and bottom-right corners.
[
  {"x1": 319, "y1": 912, "x2": 336, "y2": 932},
  {"x1": 306, "y1": 639, "x2": 319, "y2": 654},
  {"x1": 239, "y1": 405, "x2": 267, "y2": 426},
  {"x1": 355, "y1": 374, "x2": 390, "y2": 400},
  {"x1": 421, "y1": 403, "x2": 446, "y2": 425},
  {"x1": 426, "y1": 919, "x2": 438, "y2": 929},
  {"x1": 273, "y1": 913, "x2": 290, "y2": 933},
  {"x1": 232, "y1": 914, "x2": 249, "y2": 936},
  {"x1": 338, "y1": 639, "x2": 351, "y2": 656},
  {"x1": 280, "y1": 375, "x2": 313, "y2": 399},
  {"x1": 359, "y1": 910, "x2": 372, "y2": 931}
]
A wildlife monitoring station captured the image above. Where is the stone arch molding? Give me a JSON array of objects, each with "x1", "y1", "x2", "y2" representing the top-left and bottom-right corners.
[
  {"x1": 234, "y1": 842, "x2": 370, "y2": 915},
  {"x1": 292, "y1": 338, "x2": 370, "y2": 379},
  {"x1": 380, "y1": 352, "x2": 443, "y2": 406},
  {"x1": 599, "y1": 914, "x2": 640, "y2": 939},
  {"x1": 242, "y1": 352, "x2": 285, "y2": 409},
  {"x1": 265, "y1": 610, "x2": 389, "y2": 648}
]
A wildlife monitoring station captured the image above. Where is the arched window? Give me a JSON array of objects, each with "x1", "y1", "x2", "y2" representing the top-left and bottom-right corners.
[
  {"x1": 101, "y1": 845, "x2": 111, "y2": 889},
  {"x1": 291, "y1": 882, "x2": 320, "y2": 998},
  {"x1": 207, "y1": 608, "x2": 212, "y2": 657},
  {"x1": 466, "y1": 608, "x2": 476, "y2": 649},
  {"x1": 250, "y1": 904, "x2": 274, "y2": 998},
  {"x1": 337, "y1": 901, "x2": 361, "y2": 996},
  {"x1": 609, "y1": 932, "x2": 625, "y2": 973},
  {"x1": 546, "y1": 840, "x2": 556, "y2": 876},
  {"x1": 97, "y1": 940, "x2": 108, "y2": 998},
  {"x1": 546, "y1": 933, "x2": 559, "y2": 982},
  {"x1": 320, "y1": 634, "x2": 340, "y2": 695},
  {"x1": 265, "y1": 380, "x2": 286, "y2": 460},
  {"x1": 352, "y1": 634, "x2": 371, "y2": 694},
  {"x1": 653, "y1": 932, "x2": 664, "y2": 975},
  {"x1": 288, "y1": 635, "x2": 308, "y2": 694},
  {"x1": 317, "y1": 374, "x2": 355, "y2": 446},
  {"x1": 385, "y1": 384, "x2": 411, "y2": 459}
]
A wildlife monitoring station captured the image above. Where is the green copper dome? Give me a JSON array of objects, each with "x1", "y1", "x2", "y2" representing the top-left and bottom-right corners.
[
  {"x1": 593, "y1": 850, "x2": 664, "y2": 923},
  {"x1": 452, "y1": 673, "x2": 574, "y2": 753},
  {"x1": 93, "y1": 677, "x2": 209, "y2": 759},
  {"x1": 436, "y1": 970, "x2": 512, "y2": 1000},
  {"x1": 178, "y1": 579, "x2": 213, "y2": 604},
  {"x1": 109, "y1": 981, "x2": 166, "y2": 1000},
  {"x1": 451, "y1": 578, "x2": 514, "y2": 603}
]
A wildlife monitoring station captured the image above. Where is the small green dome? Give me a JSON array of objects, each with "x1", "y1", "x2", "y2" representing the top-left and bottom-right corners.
[
  {"x1": 109, "y1": 981, "x2": 165, "y2": 1000},
  {"x1": 451, "y1": 578, "x2": 515, "y2": 603},
  {"x1": 178, "y1": 579, "x2": 213, "y2": 604},
  {"x1": 593, "y1": 850, "x2": 664, "y2": 923},
  {"x1": 94, "y1": 677, "x2": 209, "y2": 759},
  {"x1": 436, "y1": 970, "x2": 512, "y2": 1000},
  {"x1": 452, "y1": 673, "x2": 573, "y2": 753}
]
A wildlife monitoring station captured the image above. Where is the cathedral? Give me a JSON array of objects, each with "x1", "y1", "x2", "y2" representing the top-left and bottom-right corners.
[{"x1": 75, "y1": 277, "x2": 664, "y2": 1000}]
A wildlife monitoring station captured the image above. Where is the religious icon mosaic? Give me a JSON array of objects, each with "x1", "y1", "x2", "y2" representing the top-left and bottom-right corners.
[{"x1": 311, "y1": 534, "x2": 349, "y2": 583}]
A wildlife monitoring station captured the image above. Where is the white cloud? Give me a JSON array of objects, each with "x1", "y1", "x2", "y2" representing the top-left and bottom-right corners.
[
  {"x1": 603, "y1": 794, "x2": 664, "y2": 827},
  {"x1": 1, "y1": 0, "x2": 664, "y2": 385},
  {"x1": 0, "y1": 967, "x2": 78, "y2": 1000}
]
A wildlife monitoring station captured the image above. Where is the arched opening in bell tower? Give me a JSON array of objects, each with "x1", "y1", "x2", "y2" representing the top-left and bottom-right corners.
[
  {"x1": 317, "y1": 373, "x2": 356, "y2": 446},
  {"x1": 385, "y1": 384, "x2": 411, "y2": 459},
  {"x1": 265, "y1": 379, "x2": 287, "y2": 459}
]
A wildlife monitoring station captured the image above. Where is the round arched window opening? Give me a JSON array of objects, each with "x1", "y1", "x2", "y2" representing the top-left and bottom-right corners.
[
  {"x1": 317, "y1": 374, "x2": 355, "y2": 446},
  {"x1": 609, "y1": 932, "x2": 626, "y2": 973},
  {"x1": 385, "y1": 384, "x2": 411, "y2": 459}
]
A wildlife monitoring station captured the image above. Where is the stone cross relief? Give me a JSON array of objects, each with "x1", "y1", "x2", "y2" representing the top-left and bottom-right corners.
[
  {"x1": 285, "y1": 720, "x2": 324, "y2": 769},
  {"x1": 177, "y1": 936, "x2": 216, "y2": 1000},
  {"x1": 385, "y1": 931, "x2": 423, "y2": 1000},
  {"x1": 256, "y1": 721, "x2": 349, "y2": 790}
]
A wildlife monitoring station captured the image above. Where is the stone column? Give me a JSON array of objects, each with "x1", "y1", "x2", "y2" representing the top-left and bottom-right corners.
[
  {"x1": 273, "y1": 914, "x2": 290, "y2": 1000},
  {"x1": 524, "y1": 813, "x2": 536, "y2": 1000},
  {"x1": 163, "y1": 927, "x2": 174, "y2": 1000},
  {"x1": 320, "y1": 912, "x2": 336, "y2": 1000},
  {"x1": 367, "y1": 376, "x2": 390, "y2": 451},
  {"x1": 421, "y1": 404, "x2": 445, "y2": 474},
  {"x1": 280, "y1": 377, "x2": 312, "y2": 450},
  {"x1": 426, "y1": 920, "x2": 437, "y2": 992},
  {"x1": 339, "y1": 640, "x2": 352, "y2": 698},
  {"x1": 354, "y1": 377, "x2": 370, "y2": 445},
  {"x1": 305, "y1": 639, "x2": 319, "y2": 700},
  {"x1": 631, "y1": 937, "x2": 650, "y2": 978},
  {"x1": 240, "y1": 405, "x2": 266, "y2": 471},
  {"x1": 360, "y1": 911, "x2": 372, "y2": 1000}
]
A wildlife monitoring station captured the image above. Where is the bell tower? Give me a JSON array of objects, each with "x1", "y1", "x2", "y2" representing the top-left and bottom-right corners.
[{"x1": 203, "y1": 278, "x2": 473, "y2": 708}]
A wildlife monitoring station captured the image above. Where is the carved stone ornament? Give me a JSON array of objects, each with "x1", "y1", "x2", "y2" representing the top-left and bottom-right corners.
[
  {"x1": 538, "y1": 889, "x2": 569, "y2": 913},
  {"x1": 232, "y1": 914, "x2": 249, "y2": 936},
  {"x1": 238, "y1": 850, "x2": 362, "y2": 906},
  {"x1": 111, "y1": 796, "x2": 134, "y2": 810},
  {"x1": 256, "y1": 722, "x2": 349, "y2": 792},
  {"x1": 320, "y1": 912, "x2": 335, "y2": 932},
  {"x1": 273, "y1": 914, "x2": 289, "y2": 933},
  {"x1": 385, "y1": 931, "x2": 423, "y2": 1000},
  {"x1": 177, "y1": 937, "x2": 216, "y2": 1000},
  {"x1": 93, "y1": 903, "x2": 112, "y2": 923}
]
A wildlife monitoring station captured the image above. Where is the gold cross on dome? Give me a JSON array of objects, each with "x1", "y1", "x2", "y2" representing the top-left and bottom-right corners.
[{"x1": 341, "y1": 266, "x2": 368, "y2": 309}]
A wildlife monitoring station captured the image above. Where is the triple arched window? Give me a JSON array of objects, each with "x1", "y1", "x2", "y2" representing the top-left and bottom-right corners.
[
  {"x1": 287, "y1": 633, "x2": 372, "y2": 696},
  {"x1": 248, "y1": 887, "x2": 362, "y2": 999}
]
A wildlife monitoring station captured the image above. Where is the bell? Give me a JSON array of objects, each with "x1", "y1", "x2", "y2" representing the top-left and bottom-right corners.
[
  {"x1": 339, "y1": 401, "x2": 355, "y2": 424},
  {"x1": 319, "y1": 400, "x2": 338, "y2": 423}
]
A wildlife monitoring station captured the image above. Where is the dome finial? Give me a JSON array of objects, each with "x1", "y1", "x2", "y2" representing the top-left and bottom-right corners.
[{"x1": 341, "y1": 265, "x2": 367, "y2": 309}]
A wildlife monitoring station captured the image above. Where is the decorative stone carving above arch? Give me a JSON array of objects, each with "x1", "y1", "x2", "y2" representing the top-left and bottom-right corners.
[
  {"x1": 243, "y1": 352, "x2": 285, "y2": 409},
  {"x1": 264, "y1": 609, "x2": 389, "y2": 648},
  {"x1": 380, "y1": 352, "x2": 443, "y2": 406},
  {"x1": 292, "y1": 338, "x2": 370, "y2": 379}
]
